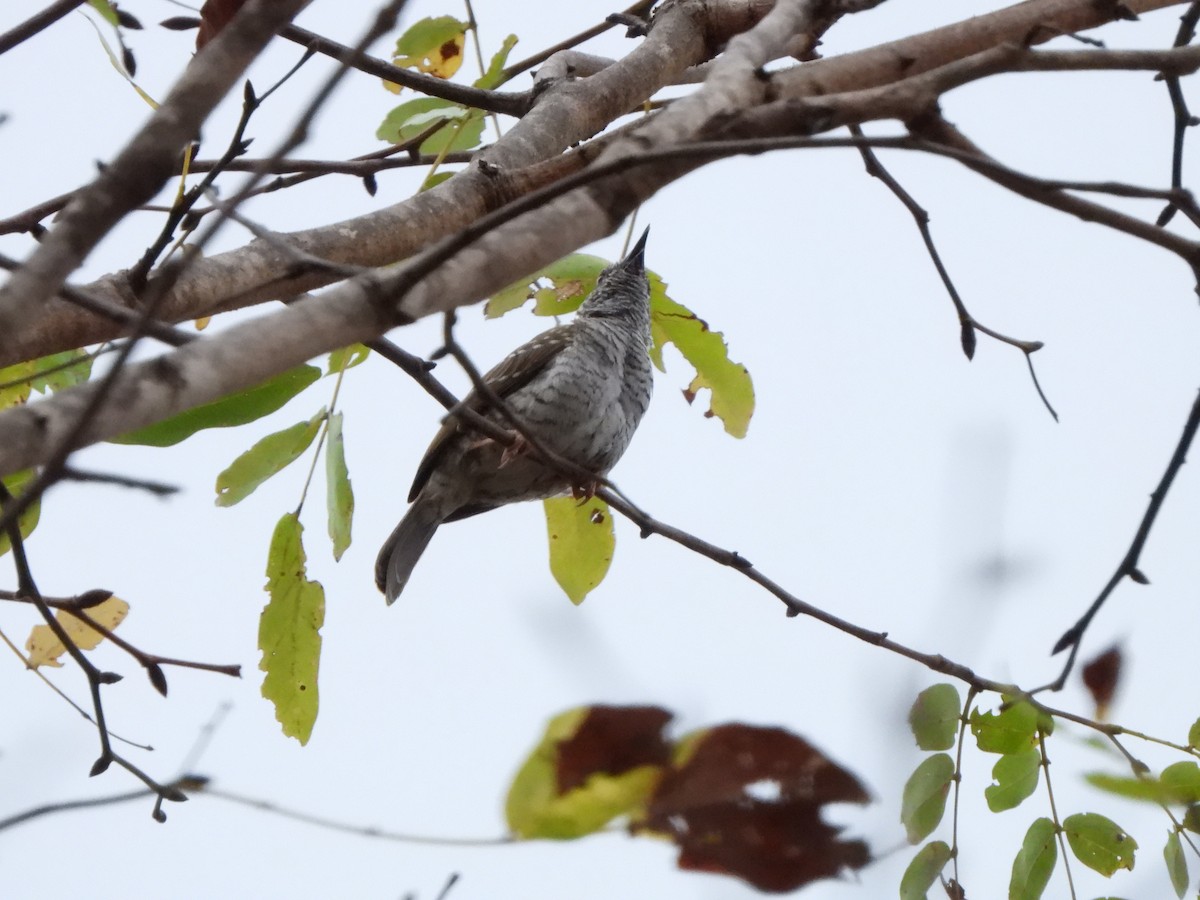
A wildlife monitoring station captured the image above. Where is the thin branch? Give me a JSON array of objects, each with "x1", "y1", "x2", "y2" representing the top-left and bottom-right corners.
[
  {"x1": 846, "y1": 123, "x2": 1057, "y2": 419},
  {"x1": 58, "y1": 466, "x2": 181, "y2": 497},
  {"x1": 0, "y1": 0, "x2": 85, "y2": 56},
  {"x1": 1045, "y1": 388, "x2": 1200, "y2": 689},
  {"x1": 501, "y1": 0, "x2": 659, "y2": 81},
  {"x1": 1157, "y1": 1, "x2": 1200, "y2": 227}
]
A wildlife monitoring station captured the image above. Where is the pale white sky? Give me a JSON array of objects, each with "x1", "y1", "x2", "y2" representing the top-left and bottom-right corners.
[{"x1": 1, "y1": 2, "x2": 1198, "y2": 898}]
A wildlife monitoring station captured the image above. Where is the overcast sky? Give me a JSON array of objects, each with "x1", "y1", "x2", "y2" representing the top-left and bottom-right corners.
[{"x1": 2, "y1": 1, "x2": 1199, "y2": 898}]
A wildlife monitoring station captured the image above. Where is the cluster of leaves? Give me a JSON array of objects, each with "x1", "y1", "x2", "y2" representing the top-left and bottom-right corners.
[
  {"x1": 899, "y1": 683, "x2": 1200, "y2": 899},
  {"x1": 376, "y1": 16, "x2": 517, "y2": 189},
  {"x1": 505, "y1": 704, "x2": 869, "y2": 893}
]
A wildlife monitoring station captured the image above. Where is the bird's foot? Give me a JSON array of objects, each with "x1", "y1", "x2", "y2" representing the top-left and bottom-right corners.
[
  {"x1": 571, "y1": 480, "x2": 601, "y2": 503},
  {"x1": 498, "y1": 432, "x2": 530, "y2": 468}
]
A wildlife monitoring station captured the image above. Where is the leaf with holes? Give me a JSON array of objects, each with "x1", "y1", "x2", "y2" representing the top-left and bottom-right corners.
[
  {"x1": 260, "y1": 514, "x2": 324, "y2": 745},
  {"x1": 985, "y1": 748, "x2": 1040, "y2": 812},
  {"x1": 387, "y1": 16, "x2": 467, "y2": 84},
  {"x1": 544, "y1": 495, "x2": 614, "y2": 604},
  {"x1": 1063, "y1": 812, "x2": 1137, "y2": 876},
  {"x1": 970, "y1": 700, "x2": 1039, "y2": 754}
]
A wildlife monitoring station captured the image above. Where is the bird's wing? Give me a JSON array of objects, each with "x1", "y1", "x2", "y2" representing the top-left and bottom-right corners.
[{"x1": 408, "y1": 324, "x2": 573, "y2": 502}]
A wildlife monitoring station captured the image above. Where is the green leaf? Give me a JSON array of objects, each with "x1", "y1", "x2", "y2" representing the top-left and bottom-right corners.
[
  {"x1": 87, "y1": 0, "x2": 120, "y2": 26},
  {"x1": 1009, "y1": 817, "x2": 1058, "y2": 900},
  {"x1": 1085, "y1": 772, "x2": 1168, "y2": 804},
  {"x1": 260, "y1": 513, "x2": 324, "y2": 745},
  {"x1": 474, "y1": 34, "x2": 518, "y2": 89},
  {"x1": 1164, "y1": 830, "x2": 1188, "y2": 898},
  {"x1": 390, "y1": 15, "x2": 467, "y2": 79},
  {"x1": 215, "y1": 410, "x2": 325, "y2": 507},
  {"x1": 1062, "y1": 812, "x2": 1137, "y2": 876},
  {"x1": 908, "y1": 683, "x2": 961, "y2": 751},
  {"x1": 899, "y1": 840, "x2": 953, "y2": 900},
  {"x1": 649, "y1": 280, "x2": 755, "y2": 438},
  {"x1": 419, "y1": 170, "x2": 454, "y2": 192},
  {"x1": 376, "y1": 98, "x2": 484, "y2": 154},
  {"x1": 485, "y1": 253, "x2": 605, "y2": 319},
  {"x1": 506, "y1": 707, "x2": 660, "y2": 839},
  {"x1": 970, "y1": 700, "x2": 1039, "y2": 754},
  {"x1": 1188, "y1": 717, "x2": 1200, "y2": 750},
  {"x1": 544, "y1": 495, "x2": 614, "y2": 605},
  {"x1": 31, "y1": 349, "x2": 93, "y2": 394},
  {"x1": 327, "y1": 344, "x2": 370, "y2": 375},
  {"x1": 1162, "y1": 761, "x2": 1200, "y2": 805},
  {"x1": 0, "y1": 470, "x2": 41, "y2": 558},
  {"x1": 985, "y1": 748, "x2": 1041, "y2": 812},
  {"x1": 901, "y1": 753, "x2": 955, "y2": 844},
  {"x1": 112, "y1": 365, "x2": 322, "y2": 447},
  {"x1": 0, "y1": 360, "x2": 34, "y2": 409},
  {"x1": 1184, "y1": 804, "x2": 1200, "y2": 834},
  {"x1": 324, "y1": 412, "x2": 354, "y2": 561}
]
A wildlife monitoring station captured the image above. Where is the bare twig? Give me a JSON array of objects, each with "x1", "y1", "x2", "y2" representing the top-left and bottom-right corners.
[
  {"x1": 1045, "y1": 388, "x2": 1200, "y2": 689},
  {"x1": 1157, "y1": 1, "x2": 1200, "y2": 227},
  {"x1": 0, "y1": 0, "x2": 85, "y2": 56},
  {"x1": 58, "y1": 466, "x2": 181, "y2": 497}
]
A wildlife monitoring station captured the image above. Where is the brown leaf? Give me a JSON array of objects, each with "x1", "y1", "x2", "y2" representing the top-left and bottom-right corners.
[
  {"x1": 196, "y1": 0, "x2": 247, "y2": 50},
  {"x1": 556, "y1": 705, "x2": 672, "y2": 794},
  {"x1": 640, "y1": 724, "x2": 871, "y2": 893},
  {"x1": 1081, "y1": 644, "x2": 1122, "y2": 721}
]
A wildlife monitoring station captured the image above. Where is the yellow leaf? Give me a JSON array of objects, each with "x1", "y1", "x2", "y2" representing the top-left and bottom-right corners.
[
  {"x1": 194, "y1": 316, "x2": 211, "y2": 331},
  {"x1": 26, "y1": 597, "x2": 130, "y2": 668},
  {"x1": 390, "y1": 16, "x2": 467, "y2": 80}
]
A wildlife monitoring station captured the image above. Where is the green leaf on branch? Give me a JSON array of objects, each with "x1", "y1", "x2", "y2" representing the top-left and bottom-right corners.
[
  {"x1": 1063, "y1": 812, "x2": 1137, "y2": 876},
  {"x1": 900, "y1": 753, "x2": 954, "y2": 844},
  {"x1": 1010, "y1": 817, "x2": 1058, "y2": 900},
  {"x1": 215, "y1": 409, "x2": 325, "y2": 507},
  {"x1": 487, "y1": 255, "x2": 755, "y2": 437},
  {"x1": 376, "y1": 98, "x2": 484, "y2": 154},
  {"x1": 0, "y1": 350, "x2": 94, "y2": 409},
  {"x1": 1085, "y1": 772, "x2": 1168, "y2": 804},
  {"x1": 0, "y1": 361, "x2": 34, "y2": 409},
  {"x1": 544, "y1": 495, "x2": 614, "y2": 604},
  {"x1": 87, "y1": 0, "x2": 120, "y2": 26},
  {"x1": 899, "y1": 840, "x2": 952, "y2": 900},
  {"x1": 387, "y1": 15, "x2": 467, "y2": 81},
  {"x1": 112, "y1": 365, "x2": 322, "y2": 447},
  {"x1": 325, "y1": 412, "x2": 354, "y2": 561},
  {"x1": 1162, "y1": 761, "x2": 1200, "y2": 805},
  {"x1": 260, "y1": 513, "x2": 324, "y2": 746},
  {"x1": 970, "y1": 700, "x2": 1039, "y2": 754},
  {"x1": 1188, "y1": 717, "x2": 1200, "y2": 749},
  {"x1": 1164, "y1": 830, "x2": 1188, "y2": 898},
  {"x1": 327, "y1": 344, "x2": 370, "y2": 375},
  {"x1": 908, "y1": 683, "x2": 961, "y2": 751},
  {"x1": 985, "y1": 748, "x2": 1041, "y2": 813},
  {"x1": 0, "y1": 470, "x2": 41, "y2": 558},
  {"x1": 474, "y1": 34, "x2": 518, "y2": 89}
]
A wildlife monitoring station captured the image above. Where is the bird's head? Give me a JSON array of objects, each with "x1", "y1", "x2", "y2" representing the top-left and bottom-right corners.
[{"x1": 578, "y1": 226, "x2": 650, "y2": 322}]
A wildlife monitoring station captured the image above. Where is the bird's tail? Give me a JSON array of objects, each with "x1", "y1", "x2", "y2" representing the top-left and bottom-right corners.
[{"x1": 375, "y1": 499, "x2": 441, "y2": 604}]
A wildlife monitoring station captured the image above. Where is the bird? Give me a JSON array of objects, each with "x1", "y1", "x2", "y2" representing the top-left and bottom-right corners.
[{"x1": 376, "y1": 227, "x2": 654, "y2": 604}]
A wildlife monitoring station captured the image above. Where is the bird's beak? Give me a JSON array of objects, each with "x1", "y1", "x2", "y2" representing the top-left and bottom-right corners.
[{"x1": 621, "y1": 226, "x2": 649, "y2": 272}]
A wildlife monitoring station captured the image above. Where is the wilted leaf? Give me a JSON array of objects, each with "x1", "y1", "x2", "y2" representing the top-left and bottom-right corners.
[
  {"x1": 0, "y1": 470, "x2": 41, "y2": 558},
  {"x1": 507, "y1": 705, "x2": 672, "y2": 839},
  {"x1": 388, "y1": 16, "x2": 467, "y2": 82},
  {"x1": 376, "y1": 98, "x2": 484, "y2": 154},
  {"x1": 1163, "y1": 830, "x2": 1188, "y2": 898},
  {"x1": 325, "y1": 412, "x2": 354, "y2": 561},
  {"x1": 985, "y1": 748, "x2": 1041, "y2": 813},
  {"x1": 1010, "y1": 817, "x2": 1058, "y2": 900},
  {"x1": 474, "y1": 34, "x2": 518, "y2": 89},
  {"x1": 544, "y1": 495, "x2": 613, "y2": 604},
  {"x1": 215, "y1": 410, "x2": 325, "y2": 507},
  {"x1": 1063, "y1": 812, "x2": 1137, "y2": 876},
  {"x1": 260, "y1": 513, "x2": 324, "y2": 745},
  {"x1": 908, "y1": 683, "x2": 961, "y2": 751},
  {"x1": 640, "y1": 723, "x2": 870, "y2": 893},
  {"x1": 970, "y1": 700, "x2": 1039, "y2": 754},
  {"x1": 26, "y1": 596, "x2": 130, "y2": 668},
  {"x1": 1082, "y1": 645, "x2": 1122, "y2": 720},
  {"x1": 112, "y1": 365, "x2": 321, "y2": 447},
  {"x1": 0, "y1": 360, "x2": 34, "y2": 409},
  {"x1": 901, "y1": 753, "x2": 955, "y2": 844},
  {"x1": 196, "y1": 0, "x2": 245, "y2": 49},
  {"x1": 899, "y1": 840, "x2": 952, "y2": 900}
]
